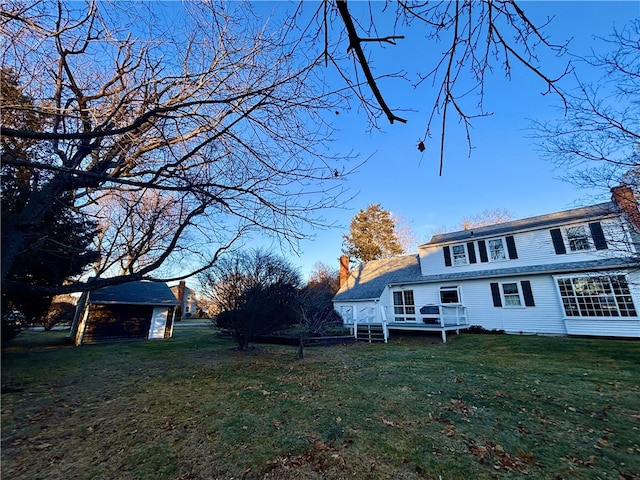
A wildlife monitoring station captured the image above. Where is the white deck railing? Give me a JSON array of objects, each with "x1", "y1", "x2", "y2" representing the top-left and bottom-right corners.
[
  {"x1": 339, "y1": 303, "x2": 469, "y2": 343},
  {"x1": 340, "y1": 304, "x2": 468, "y2": 327},
  {"x1": 383, "y1": 304, "x2": 468, "y2": 327}
]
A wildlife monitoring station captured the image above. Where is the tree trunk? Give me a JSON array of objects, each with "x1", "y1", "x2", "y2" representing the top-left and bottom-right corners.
[{"x1": 295, "y1": 334, "x2": 304, "y2": 360}]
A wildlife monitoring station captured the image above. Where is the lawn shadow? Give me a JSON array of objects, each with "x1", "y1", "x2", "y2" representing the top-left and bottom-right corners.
[{"x1": 2, "y1": 329, "x2": 75, "y2": 352}]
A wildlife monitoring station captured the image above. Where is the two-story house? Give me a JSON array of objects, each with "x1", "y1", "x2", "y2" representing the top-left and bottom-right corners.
[
  {"x1": 333, "y1": 186, "x2": 640, "y2": 341},
  {"x1": 170, "y1": 280, "x2": 200, "y2": 319}
]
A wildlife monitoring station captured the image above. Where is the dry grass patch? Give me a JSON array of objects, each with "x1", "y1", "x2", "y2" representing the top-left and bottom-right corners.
[{"x1": 2, "y1": 328, "x2": 639, "y2": 479}]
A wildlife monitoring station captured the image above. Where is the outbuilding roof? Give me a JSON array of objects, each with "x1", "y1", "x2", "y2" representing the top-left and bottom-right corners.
[
  {"x1": 87, "y1": 281, "x2": 179, "y2": 306},
  {"x1": 423, "y1": 202, "x2": 620, "y2": 246}
]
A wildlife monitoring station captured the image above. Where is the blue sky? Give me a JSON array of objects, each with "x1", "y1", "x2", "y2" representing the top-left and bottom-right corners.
[{"x1": 278, "y1": 1, "x2": 640, "y2": 280}]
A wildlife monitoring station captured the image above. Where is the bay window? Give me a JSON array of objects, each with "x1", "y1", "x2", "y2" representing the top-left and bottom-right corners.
[{"x1": 556, "y1": 275, "x2": 637, "y2": 317}]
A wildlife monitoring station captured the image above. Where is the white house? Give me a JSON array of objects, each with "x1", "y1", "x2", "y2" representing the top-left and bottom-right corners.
[
  {"x1": 170, "y1": 281, "x2": 199, "y2": 318},
  {"x1": 333, "y1": 186, "x2": 640, "y2": 342}
]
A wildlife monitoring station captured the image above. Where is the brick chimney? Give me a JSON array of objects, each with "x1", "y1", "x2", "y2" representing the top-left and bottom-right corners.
[
  {"x1": 611, "y1": 185, "x2": 640, "y2": 230},
  {"x1": 177, "y1": 280, "x2": 186, "y2": 309},
  {"x1": 339, "y1": 255, "x2": 350, "y2": 289}
]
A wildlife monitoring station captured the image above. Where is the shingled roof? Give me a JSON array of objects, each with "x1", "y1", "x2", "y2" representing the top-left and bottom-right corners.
[
  {"x1": 424, "y1": 202, "x2": 620, "y2": 246},
  {"x1": 333, "y1": 255, "x2": 422, "y2": 302},
  {"x1": 87, "y1": 281, "x2": 179, "y2": 306},
  {"x1": 387, "y1": 257, "x2": 640, "y2": 286}
]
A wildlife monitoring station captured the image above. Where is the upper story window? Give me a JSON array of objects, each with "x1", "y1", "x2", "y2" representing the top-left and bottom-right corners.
[
  {"x1": 488, "y1": 238, "x2": 506, "y2": 261},
  {"x1": 393, "y1": 290, "x2": 416, "y2": 322},
  {"x1": 566, "y1": 226, "x2": 591, "y2": 251},
  {"x1": 451, "y1": 244, "x2": 467, "y2": 265},
  {"x1": 444, "y1": 242, "x2": 476, "y2": 266},
  {"x1": 444, "y1": 237, "x2": 516, "y2": 267},
  {"x1": 479, "y1": 236, "x2": 518, "y2": 263},
  {"x1": 550, "y1": 222, "x2": 608, "y2": 255}
]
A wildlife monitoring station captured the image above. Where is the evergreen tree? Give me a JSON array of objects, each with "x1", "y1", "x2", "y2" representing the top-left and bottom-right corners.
[
  {"x1": 1, "y1": 69, "x2": 100, "y2": 330},
  {"x1": 342, "y1": 204, "x2": 404, "y2": 263}
]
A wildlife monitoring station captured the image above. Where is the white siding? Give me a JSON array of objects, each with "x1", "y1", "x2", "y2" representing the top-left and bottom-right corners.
[
  {"x1": 404, "y1": 275, "x2": 567, "y2": 335},
  {"x1": 565, "y1": 318, "x2": 640, "y2": 337},
  {"x1": 418, "y1": 216, "x2": 629, "y2": 276}
]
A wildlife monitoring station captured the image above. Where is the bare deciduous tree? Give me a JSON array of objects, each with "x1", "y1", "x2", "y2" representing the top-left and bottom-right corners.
[
  {"x1": 325, "y1": 0, "x2": 570, "y2": 172},
  {"x1": 1, "y1": 0, "x2": 352, "y2": 298},
  {"x1": 532, "y1": 19, "x2": 640, "y2": 258},
  {"x1": 532, "y1": 19, "x2": 640, "y2": 194},
  {"x1": 460, "y1": 209, "x2": 515, "y2": 231},
  {"x1": 198, "y1": 249, "x2": 302, "y2": 350},
  {"x1": 90, "y1": 189, "x2": 190, "y2": 277}
]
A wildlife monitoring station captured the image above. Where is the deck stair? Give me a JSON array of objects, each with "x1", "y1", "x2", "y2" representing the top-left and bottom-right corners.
[{"x1": 356, "y1": 323, "x2": 386, "y2": 343}]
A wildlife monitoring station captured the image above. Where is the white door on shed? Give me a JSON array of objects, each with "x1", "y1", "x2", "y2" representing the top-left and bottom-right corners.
[{"x1": 149, "y1": 307, "x2": 168, "y2": 339}]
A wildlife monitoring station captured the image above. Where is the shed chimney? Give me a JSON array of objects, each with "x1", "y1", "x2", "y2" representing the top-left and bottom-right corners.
[
  {"x1": 339, "y1": 255, "x2": 350, "y2": 288},
  {"x1": 611, "y1": 185, "x2": 640, "y2": 230}
]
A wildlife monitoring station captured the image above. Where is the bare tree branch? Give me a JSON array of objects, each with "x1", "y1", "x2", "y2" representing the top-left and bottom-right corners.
[{"x1": 1, "y1": 0, "x2": 354, "y2": 299}]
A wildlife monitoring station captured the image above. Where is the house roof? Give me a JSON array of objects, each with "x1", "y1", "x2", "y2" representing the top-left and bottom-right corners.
[
  {"x1": 88, "y1": 281, "x2": 180, "y2": 306},
  {"x1": 333, "y1": 256, "x2": 640, "y2": 302},
  {"x1": 387, "y1": 257, "x2": 640, "y2": 286},
  {"x1": 423, "y1": 202, "x2": 620, "y2": 246},
  {"x1": 333, "y1": 255, "x2": 422, "y2": 302}
]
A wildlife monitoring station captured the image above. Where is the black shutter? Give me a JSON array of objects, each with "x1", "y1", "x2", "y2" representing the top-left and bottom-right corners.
[
  {"x1": 521, "y1": 281, "x2": 535, "y2": 307},
  {"x1": 550, "y1": 228, "x2": 566, "y2": 254},
  {"x1": 478, "y1": 240, "x2": 488, "y2": 262},
  {"x1": 467, "y1": 242, "x2": 477, "y2": 264},
  {"x1": 589, "y1": 222, "x2": 608, "y2": 250},
  {"x1": 506, "y1": 235, "x2": 518, "y2": 259},
  {"x1": 443, "y1": 246, "x2": 452, "y2": 267},
  {"x1": 490, "y1": 283, "x2": 502, "y2": 307}
]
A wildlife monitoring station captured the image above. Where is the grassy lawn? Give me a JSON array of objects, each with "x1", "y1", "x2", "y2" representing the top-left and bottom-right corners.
[{"x1": 2, "y1": 328, "x2": 639, "y2": 480}]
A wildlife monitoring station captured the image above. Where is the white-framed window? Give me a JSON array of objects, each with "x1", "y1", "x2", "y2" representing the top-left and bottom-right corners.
[
  {"x1": 551, "y1": 222, "x2": 608, "y2": 255},
  {"x1": 566, "y1": 226, "x2": 591, "y2": 251},
  {"x1": 556, "y1": 275, "x2": 637, "y2": 317},
  {"x1": 440, "y1": 286, "x2": 460, "y2": 304},
  {"x1": 451, "y1": 244, "x2": 467, "y2": 265},
  {"x1": 488, "y1": 238, "x2": 506, "y2": 261},
  {"x1": 393, "y1": 290, "x2": 416, "y2": 322},
  {"x1": 501, "y1": 282, "x2": 523, "y2": 307},
  {"x1": 491, "y1": 281, "x2": 535, "y2": 308}
]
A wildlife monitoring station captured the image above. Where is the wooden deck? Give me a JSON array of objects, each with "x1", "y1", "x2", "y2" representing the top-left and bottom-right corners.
[
  {"x1": 346, "y1": 304, "x2": 470, "y2": 343},
  {"x1": 351, "y1": 320, "x2": 470, "y2": 343}
]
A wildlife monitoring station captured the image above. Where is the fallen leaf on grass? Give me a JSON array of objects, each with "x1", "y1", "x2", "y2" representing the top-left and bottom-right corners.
[
  {"x1": 466, "y1": 439, "x2": 534, "y2": 474},
  {"x1": 381, "y1": 417, "x2": 396, "y2": 427},
  {"x1": 561, "y1": 455, "x2": 595, "y2": 468},
  {"x1": 441, "y1": 424, "x2": 456, "y2": 437}
]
